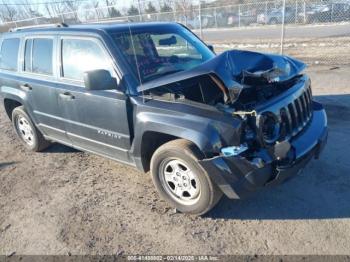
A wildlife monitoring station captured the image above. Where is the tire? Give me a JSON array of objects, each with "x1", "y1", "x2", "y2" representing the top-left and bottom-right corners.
[
  {"x1": 150, "y1": 139, "x2": 222, "y2": 215},
  {"x1": 12, "y1": 106, "x2": 50, "y2": 152}
]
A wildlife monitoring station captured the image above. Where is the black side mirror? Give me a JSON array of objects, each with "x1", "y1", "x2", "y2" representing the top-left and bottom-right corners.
[
  {"x1": 207, "y1": 44, "x2": 215, "y2": 52},
  {"x1": 83, "y1": 69, "x2": 116, "y2": 90}
]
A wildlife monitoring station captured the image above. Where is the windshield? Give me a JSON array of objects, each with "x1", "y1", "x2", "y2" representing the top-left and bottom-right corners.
[{"x1": 111, "y1": 24, "x2": 215, "y2": 84}]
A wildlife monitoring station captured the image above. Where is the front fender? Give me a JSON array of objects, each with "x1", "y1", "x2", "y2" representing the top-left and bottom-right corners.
[
  {"x1": 130, "y1": 98, "x2": 244, "y2": 161},
  {"x1": 133, "y1": 111, "x2": 223, "y2": 158}
]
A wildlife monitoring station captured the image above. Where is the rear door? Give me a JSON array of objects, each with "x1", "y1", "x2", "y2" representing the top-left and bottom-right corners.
[
  {"x1": 18, "y1": 35, "x2": 69, "y2": 143},
  {"x1": 0, "y1": 35, "x2": 69, "y2": 144},
  {"x1": 55, "y1": 36, "x2": 132, "y2": 163}
]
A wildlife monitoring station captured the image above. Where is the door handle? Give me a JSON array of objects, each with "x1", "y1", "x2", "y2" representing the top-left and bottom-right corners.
[
  {"x1": 59, "y1": 92, "x2": 75, "y2": 100},
  {"x1": 20, "y1": 83, "x2": 32, "y2": 91}
]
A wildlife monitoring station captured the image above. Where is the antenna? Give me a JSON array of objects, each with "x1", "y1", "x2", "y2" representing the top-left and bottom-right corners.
[{"x1": 127, "y1": 23, "x2": 145, "y2": 103}]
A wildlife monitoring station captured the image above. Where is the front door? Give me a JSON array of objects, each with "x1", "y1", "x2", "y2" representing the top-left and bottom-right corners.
[{"x1": 56, "y1": 36, "x2": 132, "y2": 163}]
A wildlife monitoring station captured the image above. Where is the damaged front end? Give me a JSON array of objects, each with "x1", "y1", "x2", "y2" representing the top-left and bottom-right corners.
[
  {"x1": 197, "y1": 52, "x2": 327, "y2": 198},
  {"x1": 140, "y1": 50, "x2": 327, "y2": 199},
  {"x1": 199, "y1": 101, "x2": 327, "y2": 199}
]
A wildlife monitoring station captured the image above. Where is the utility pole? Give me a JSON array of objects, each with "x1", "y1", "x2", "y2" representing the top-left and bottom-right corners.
[
  {"x1": 137, "y1": 0, "x2": 142, "y2": 22},
  {"x1": 199, "y1": 1, "x2": 203, "y2": 38}
]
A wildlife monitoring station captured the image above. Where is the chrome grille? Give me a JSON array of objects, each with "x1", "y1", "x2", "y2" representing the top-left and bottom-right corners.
[{"x1": 280, "y1": 85, "x2": 313, "y2": 139}]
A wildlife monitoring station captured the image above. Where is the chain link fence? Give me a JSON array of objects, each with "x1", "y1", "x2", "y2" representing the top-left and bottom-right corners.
[{"x1": 1, "y1": 0, "x2": 349, "y2": 67}]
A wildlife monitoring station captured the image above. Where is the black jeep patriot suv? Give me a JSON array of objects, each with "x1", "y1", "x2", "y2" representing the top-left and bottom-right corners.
[{"x1": 0, "y1": 22, "x2": 327, "y2": 215}]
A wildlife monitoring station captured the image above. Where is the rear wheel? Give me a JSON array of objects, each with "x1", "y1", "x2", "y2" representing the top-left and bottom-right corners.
[
  {"x1": 150, "y1": 139, "x2": 222, "y2": 215},
  {"x1": 12, "y1": 106, "x2": 50, "y2": 152}
]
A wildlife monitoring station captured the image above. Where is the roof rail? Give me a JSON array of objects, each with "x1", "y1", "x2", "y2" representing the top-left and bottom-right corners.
[
  {"x1": 88, "y1": 18, "x2": 130, "y2": 24},
  {"x1": 9, "y1": 23, "x2": 68, "y2": 32}
]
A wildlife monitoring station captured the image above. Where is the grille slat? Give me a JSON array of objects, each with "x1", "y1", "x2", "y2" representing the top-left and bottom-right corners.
[
  {"x1": 288, "y1": 103, "x2": 298, "y2": 135},
  {"x1": 304, "y1": 91, "x2": 311, "y2": 119},
  {"x1": 280, "y1": 107, "x2": 293, "y2": 139},
  {"x1": 306, "y1": 87, "x2": 313, "y2": 118},
  {"x1": 300, "y1": 94, "x2": 308, "y2": 123},
  {"x1": 282, "y1": 86, "x2": 313, "y2": 138},
  {"x1": 294, "y1": 98, "x2": 304, "y2": 129},
  {"x1": 261, "y1": 85, "x2": 313, "y2": 143}
]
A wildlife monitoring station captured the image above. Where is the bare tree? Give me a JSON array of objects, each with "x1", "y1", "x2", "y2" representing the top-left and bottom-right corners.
[
  {"x1": 0, "y1": 1, "x2": 18, "y2": 22},
  {"x1": 176, "y1": 0, "x2": 194, "y2": 21},
  {"x1": 105, "y1": 0, "x2": 118, "y2": 17},
  {"x1": 17, "y1": 0, "x2": 43, "y2": 21},
  {"x1": 90, "y1": 0, "x2": 104, "y2": 20},
  {"x1": 64, "y1": 0, "x2": 81, "y2": 22},
  {"x1": 44, "y1": 0, "x2": 67, "y2": 20}
]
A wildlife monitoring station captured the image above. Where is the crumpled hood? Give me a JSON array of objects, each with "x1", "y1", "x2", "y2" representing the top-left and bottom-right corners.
[{"x1": 138, "y1": 50, "x2": 306, "y2": 101}]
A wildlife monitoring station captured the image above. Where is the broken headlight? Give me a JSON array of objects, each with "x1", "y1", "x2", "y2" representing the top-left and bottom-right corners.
[{"x1": 259, "y1": 112, "x2": 280, "y2": 144}]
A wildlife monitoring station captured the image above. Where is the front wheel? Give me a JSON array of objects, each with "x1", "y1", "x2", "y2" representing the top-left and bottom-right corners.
[{"x1": 150, "y1": 139, "x2": 222, "y2": 215}]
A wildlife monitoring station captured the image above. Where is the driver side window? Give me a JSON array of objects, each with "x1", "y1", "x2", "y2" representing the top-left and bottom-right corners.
[{"x1": 61, "y1": 38, "x2": 114, "y2": 81}]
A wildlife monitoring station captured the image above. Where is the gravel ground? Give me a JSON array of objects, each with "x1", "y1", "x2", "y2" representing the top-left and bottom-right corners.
[{"x1": 0, "y1": 65, "x2": 350, "y2": 256}]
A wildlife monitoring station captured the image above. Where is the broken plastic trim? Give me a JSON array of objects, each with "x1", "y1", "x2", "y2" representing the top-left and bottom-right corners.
[{"x1": 221, "y1": 144, "x2": 248, "y2": 157}]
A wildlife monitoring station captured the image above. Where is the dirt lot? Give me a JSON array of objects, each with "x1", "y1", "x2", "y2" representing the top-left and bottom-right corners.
[{"x1": 0, "y1": 65, "x2": 350, "y2": 256}]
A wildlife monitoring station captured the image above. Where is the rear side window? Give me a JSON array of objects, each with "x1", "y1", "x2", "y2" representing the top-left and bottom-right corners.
[
  {"x1": 0, "y1": 38, "x2": 20, "y2": 71},
  {"x1": 61, "y1": 38, "x2": 112, "y2": 81},
  {"x1": 24, "y1": 38, "x2": 53, "y2": 75}
]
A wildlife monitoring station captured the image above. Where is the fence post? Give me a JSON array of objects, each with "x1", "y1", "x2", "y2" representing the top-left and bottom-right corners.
[
  {"x1": 214, "y1": 7, "x2": 218, "y2": 28},
  {"x1": 199, "y1": 1, "x2": 203, "y2": 38},
  {"x1": 238, "y1": 4, "x2": 241, "y2": 27},
  {"x1": 280, "y1": 0, "x2": 286, "y2": 54},
  {"x1": 173, "y1": 0, "x2": 176, "y2": 22},
  {"x1": 303, "y1": 0, "x2": 306, "y2": 24},
  {"x1": 295, "y1": 0, "x2": 298, "y2": 24},
  {"x1": 331, "y1": 3, "x2": 334, "y2": 22},
  {"x1": 137, "y1": 0, "x2": 142, "y2": 22}
]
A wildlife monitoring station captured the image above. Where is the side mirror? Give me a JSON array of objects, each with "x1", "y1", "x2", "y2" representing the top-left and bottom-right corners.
[
  {"x1": 207, "y1": 44, "x2": 215, "y2": 52},
  {"x1": 83, "y1": 69, "x2": 116, "y2": 90}
]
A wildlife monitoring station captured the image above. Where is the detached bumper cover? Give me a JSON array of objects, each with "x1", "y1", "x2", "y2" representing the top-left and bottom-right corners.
[{"x1": 199, "y1": 102, "x2": 328, "y2": 199}]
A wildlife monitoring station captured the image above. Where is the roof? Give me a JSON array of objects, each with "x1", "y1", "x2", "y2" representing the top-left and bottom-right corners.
[{"x1": 5, "y1": 22, "x2": 179, "y2": 36}]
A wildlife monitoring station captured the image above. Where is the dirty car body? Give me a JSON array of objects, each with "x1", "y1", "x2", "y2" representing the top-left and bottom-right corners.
[{"x1": 0, "y1": 22, "x2": 327, "y2": 212}]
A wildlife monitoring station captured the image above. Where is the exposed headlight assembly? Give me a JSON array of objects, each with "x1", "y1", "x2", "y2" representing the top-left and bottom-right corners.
[{"x1": 259, "y1": 112, "x2": 280, "y2": 144}]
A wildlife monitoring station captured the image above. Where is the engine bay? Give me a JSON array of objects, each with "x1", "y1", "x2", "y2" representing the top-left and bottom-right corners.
[{"x1": 146, "y1": 73, "x2": 303, "y2": 113}]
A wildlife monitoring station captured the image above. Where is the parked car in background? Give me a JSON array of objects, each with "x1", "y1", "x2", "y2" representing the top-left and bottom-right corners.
[
  {"x1": 181, "y1": 15, "x2": 215, "y2": 29},
  {"x1": 299, "y1": 3, "x2": 350, "y2": 23},
  {"x1": 226, "y1": 10, "x2": 257, "y2": 26},
  {"x1": 257, "y1": 7, "x2": 296, "y2": 24}
]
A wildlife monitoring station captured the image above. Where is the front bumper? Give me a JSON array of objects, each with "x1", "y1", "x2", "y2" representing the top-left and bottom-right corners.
[{"x1": 199, "y1": 101, "x2": 328, "y2": 199}]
